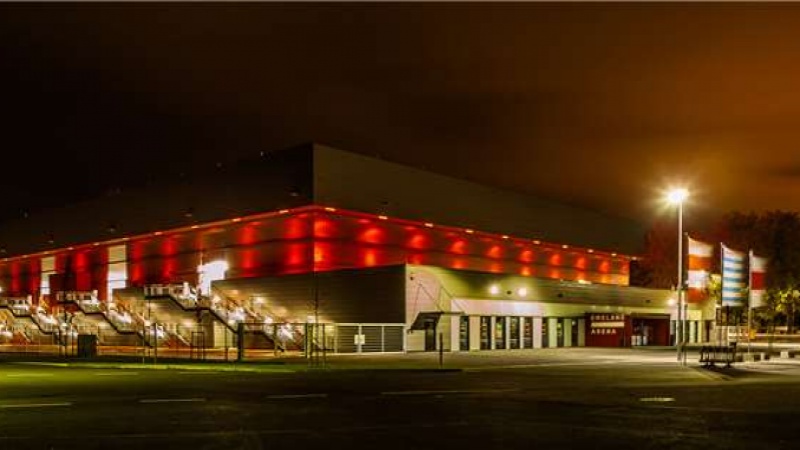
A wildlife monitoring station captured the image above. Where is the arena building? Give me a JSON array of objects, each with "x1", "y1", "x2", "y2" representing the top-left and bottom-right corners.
[{"x1": 0, "y1": 144, "x2": 712, "y2": 355}]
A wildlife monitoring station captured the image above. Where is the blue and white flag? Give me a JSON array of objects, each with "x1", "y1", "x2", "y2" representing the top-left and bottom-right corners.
[{"x1": 721, "y1": 244, "x2": 746, "y2": 307}]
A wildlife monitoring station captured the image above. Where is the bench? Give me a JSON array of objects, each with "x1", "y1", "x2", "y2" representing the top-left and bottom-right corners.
[{"x1": 699, "y1": 343, "x2": 737, "y2": 368}]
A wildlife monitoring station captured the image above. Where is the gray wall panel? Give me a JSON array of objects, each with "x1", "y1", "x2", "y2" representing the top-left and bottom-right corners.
[{"x1": 214, "y1": 265, "x2": 406, "y2": 324}]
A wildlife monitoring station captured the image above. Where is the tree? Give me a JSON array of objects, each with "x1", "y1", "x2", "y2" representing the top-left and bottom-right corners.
[
  {"x1": 714, "y1": 211, "x2": 800, "y2": 333},
  {"x1": 631, "y1": 220, "x2": 679, "y2": 289}
]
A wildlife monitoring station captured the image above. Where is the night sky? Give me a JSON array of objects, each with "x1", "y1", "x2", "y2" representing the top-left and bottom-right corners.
[{"x1": 2, "y1": 4, "x2": 799, "y2": 228}]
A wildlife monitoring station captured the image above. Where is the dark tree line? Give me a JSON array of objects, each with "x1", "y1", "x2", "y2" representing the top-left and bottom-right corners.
[{"x1": 632, "y1": 211, "x2": 800, "y2": 332}]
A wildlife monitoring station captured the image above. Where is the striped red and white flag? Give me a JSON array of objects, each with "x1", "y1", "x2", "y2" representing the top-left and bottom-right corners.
[
  {"x1": 722, "y1": 244, "x2": 747, "y2": 307},
  {"x1": 687, "y1": 236, "x2": 713, "y2": 302},
  {"x1": 750, "y1": 251, "x2": 767, "y2": 308}
]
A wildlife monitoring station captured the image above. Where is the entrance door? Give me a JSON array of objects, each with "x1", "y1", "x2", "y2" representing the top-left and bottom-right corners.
[
  {"x1": 570, "y1": 319, "x2": 579, "y2": 347},
  {"x1": 509, "y1": 317, "x2": 520, "y2": 349},
  {"x1": 494, "y1": 317, "x2": 506, "y2": 350},
  {"x1": 424, "y1": 322, "x2": 437, "y2": 351},
  {"x1": 542, "y1": 318, "x2": 549, "y2": 348},
  {"x1": 459, "y1": 316, "x2": 470, "y2": 351},
  {"x1": 523, "y1": 317, "x2": 533, "y2": 348},
  {"x1": 556, "y1": 319, "x2": 565, "y2": 347},
  {"x1": 480, "y1": 316, "x2": 491, "y2": 350}
]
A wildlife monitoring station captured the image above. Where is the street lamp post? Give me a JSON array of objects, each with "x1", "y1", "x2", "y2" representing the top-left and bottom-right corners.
[{"x1": 667, "y1": 188, "x2": 689, "y2": 365}]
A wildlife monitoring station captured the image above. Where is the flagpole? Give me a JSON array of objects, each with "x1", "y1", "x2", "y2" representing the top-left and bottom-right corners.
[
  {"x1": 721, "y1": 243, "x2": 726, "y2": 347},
  {"x1": 747, "y1": 250, "x2": 753, "y2": 356}
]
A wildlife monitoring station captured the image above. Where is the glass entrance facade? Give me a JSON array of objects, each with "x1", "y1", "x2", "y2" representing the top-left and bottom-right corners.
[{"x1": 462, "y1": 315, "x2": 584, "y2": 351}]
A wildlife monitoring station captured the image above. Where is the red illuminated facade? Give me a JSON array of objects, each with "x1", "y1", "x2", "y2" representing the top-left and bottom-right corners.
[{"x1": 0, "y1": 205, "x2": 631, "y2": 305}]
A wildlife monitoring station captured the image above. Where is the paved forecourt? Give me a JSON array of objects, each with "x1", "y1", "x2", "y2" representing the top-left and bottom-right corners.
[{"x1": 2, "y1": 348, "x2": 800, "y2": 450}]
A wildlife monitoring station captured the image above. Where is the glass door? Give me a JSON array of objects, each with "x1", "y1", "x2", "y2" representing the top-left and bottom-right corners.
[
  {"x1": 509, "y1": 317, "x2": 520, "y2": 349},
  {"x1": 480, "y1": 316, "x2": 491, "y2": 350},
  {"x1": 494, "y1": 317, "x2": 506, "y2": 350},
  {"x1": 459, "y1": 316, "x2": 470, "y2": 351},
  {"x1": 523, "y1": 317, "x2": 533, "y2": 348}
]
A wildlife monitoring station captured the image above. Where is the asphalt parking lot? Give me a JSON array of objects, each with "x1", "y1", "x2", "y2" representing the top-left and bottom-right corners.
[{"x1": 2, "y1": 348, "x2": 800, "y2": 450}]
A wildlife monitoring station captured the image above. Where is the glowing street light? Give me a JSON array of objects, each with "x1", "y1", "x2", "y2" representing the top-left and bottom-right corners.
[
  {"x1": 666, "y1": 188, "x2": 689, "y2": 364},
  {"x1": 667, "y1": 188, "x2": 689, "y2": 205}
]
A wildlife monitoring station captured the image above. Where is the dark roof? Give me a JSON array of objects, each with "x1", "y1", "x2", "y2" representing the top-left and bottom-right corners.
[{"x1": 0, "y1": 143, "x2": 644, "y2": 257}]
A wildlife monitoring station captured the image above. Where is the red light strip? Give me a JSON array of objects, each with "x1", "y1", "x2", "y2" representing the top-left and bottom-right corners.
[
  {"x1": 0, "y1": 204, "x2": 637, "y2": 263},
  {"x1": 0, "y1": 205, "x2": 319, "y2": 264},
  {"x1": 315, "y1": 207, "x2": 636, "y2": 261}
]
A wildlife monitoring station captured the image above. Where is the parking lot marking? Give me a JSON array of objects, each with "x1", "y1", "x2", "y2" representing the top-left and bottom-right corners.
[
  {"x1": 94, "y1": 372, "x2": 139, "y2": 376},
  {"x1": 0, "y1": 402, "x2": 72, "y2": 409},
  {"x1": 381, "y1": 389, "x2": 518, "y2": 396},
  {"x1": 139, "y1": 398, "x2": 206, "y2": 404},
  {"x1": 5, "y1": 373, "x2": 55, "y2": 377},
  {"x1": 266, "y1": 393, "x2": 328, "y2": 399}
]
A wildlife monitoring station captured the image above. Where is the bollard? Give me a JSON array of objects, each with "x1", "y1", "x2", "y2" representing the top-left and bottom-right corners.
[
  {"x1": 237, "y1": 322, "x2": 245, "y2": 362},
  {"x1": 439, "y1": 332, "x2": 444, "y2": 368},
  {"x1": 152, "y1": 322, "x2": 158, "y2": 365}
]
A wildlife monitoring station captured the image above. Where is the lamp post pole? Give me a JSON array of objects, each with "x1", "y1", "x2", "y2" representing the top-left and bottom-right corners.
[
  {"x1": 667, "y1": 188, "x2": 688, "y2": 365},
  {"x1": 676, "y1": 200, "x2": 685, "y2": 365}
]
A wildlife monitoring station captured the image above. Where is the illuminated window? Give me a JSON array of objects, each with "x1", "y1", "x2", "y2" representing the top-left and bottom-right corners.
[
  {"x1": 107, "y1": 244, "x2": 128, "y2": 301},
  {"x1": 198, "y1": 260, "x2": 229, "y2": 296},
  {"x1": 40, "y1": 256, "x2": 55, "y2": 296}
]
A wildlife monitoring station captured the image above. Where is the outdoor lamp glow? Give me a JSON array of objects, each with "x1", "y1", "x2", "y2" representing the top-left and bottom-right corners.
[{"x1": 666, "y1": 188, "x2": 689, "y2": 205}]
